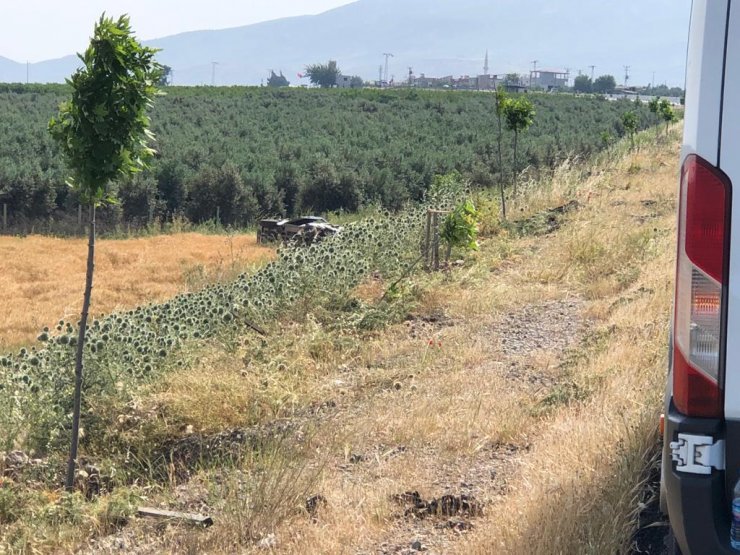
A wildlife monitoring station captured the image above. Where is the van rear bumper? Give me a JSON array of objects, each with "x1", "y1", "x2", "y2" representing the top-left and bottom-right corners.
[{"x1": 663, "y1": 400, "x2": 735, "y2": 554}]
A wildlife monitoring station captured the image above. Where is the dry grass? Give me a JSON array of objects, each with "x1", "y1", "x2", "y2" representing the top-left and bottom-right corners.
[
  {"x1": 0, "y1": 129, "x2": 681, "y2": 554},
  {"x1": 247, "y1": 132, "x2": 678, "y2": 554},
  {"x1": 0, "y1": 233, "x2": 273, "y2": 350}
]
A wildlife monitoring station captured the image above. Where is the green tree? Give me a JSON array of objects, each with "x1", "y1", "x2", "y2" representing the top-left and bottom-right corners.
[
  {"x1": 187, "y1": 163, "x2": 259, "y2": 225},
  {"x1": 573, "y1": 75, "x2": 592, "y2": 93},
  {"x1": 503, "y1": 96, "x2": 536, "y2": 195},
  {"x1": 622, "y1": 110, "x2": 639, "y2": 149},
  {"x1": 158, "y1": 65, "x2": 172, "y2": 86},
  {"x1": 48, "y1": 14, "x2": 161, "y2": 491},
  {"x1": 593, "y1": 74, "x2": 617, "y2": 94},
  {"x1": 659, "y1": 98, "x2": 677, "y2": 135},
  {"x1": 505, "y1": 73, "x2": 521, "y2": 86},
  {"x1": 305, "y1": 60, "x2": 340, "y2": 88},
  {"x1": 648, "y1": 96, "x2": 662, "y2": 141},
  {"x1": 493, "y1": 87, "x2": 510, "y2": 219},
  {"x1": 441, "y1": 199, "x2": 479, "y2": 261}
]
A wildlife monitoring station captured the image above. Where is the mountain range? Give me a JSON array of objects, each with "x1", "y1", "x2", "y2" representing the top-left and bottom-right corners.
[{"x1": 0, "y1": 0, "x2": 691, "y2": 87}]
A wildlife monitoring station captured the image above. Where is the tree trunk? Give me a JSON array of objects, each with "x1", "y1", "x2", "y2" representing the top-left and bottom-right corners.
[
  {"x1": 65, "y1": 205, "x2": 96, "y2": 492},
  {"x1": 513, "y1": 131, "x2": 519, "y2": 196},
  {"x1": 496, "y1": 112, "x2": 507, "y2": 221}
]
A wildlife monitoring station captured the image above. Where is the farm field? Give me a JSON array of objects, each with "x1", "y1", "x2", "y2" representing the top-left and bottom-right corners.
[
  {"x1": 0, "y1": 84, "x2": 659, "y2": 230},
  {"x1": 0, "y1": 127, "x2": 678, "y2": 553},
  {"x1": 0, "y1": 233, "x2": 273, "y2": 350}
]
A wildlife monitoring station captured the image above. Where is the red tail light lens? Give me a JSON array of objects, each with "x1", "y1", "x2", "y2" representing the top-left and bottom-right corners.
[{"x1": 673, "y1": 154, "x2": 731, "y2": 418}]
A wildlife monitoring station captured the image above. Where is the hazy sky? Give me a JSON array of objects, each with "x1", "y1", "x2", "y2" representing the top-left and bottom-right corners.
[{"x1": 0, "y1": 0, "x2": 357, "y2": 62}]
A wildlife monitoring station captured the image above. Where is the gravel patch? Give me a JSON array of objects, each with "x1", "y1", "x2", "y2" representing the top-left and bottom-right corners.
[{"x1": 497, "y1": 299, "x2": 585, "y2": 357}]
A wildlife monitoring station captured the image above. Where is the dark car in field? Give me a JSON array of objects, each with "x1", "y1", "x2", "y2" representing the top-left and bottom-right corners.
[{"x1": 257, "y1": 216, "x2": 341, "y2": 244}]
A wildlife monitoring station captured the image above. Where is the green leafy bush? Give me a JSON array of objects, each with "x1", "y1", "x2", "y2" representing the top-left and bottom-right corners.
[{"x1": 441, "y1": 200, "x2": 479, "y2": 260}]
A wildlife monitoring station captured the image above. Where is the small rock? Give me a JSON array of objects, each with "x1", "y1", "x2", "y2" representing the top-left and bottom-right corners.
[
  {"x1": 305, "y1": 494, "x2": 327, "y2": 518},
  {"x1": 411, "y1": 540, "x2": 425, "y2": 551},
  {"x1": 258, "y1": 533, "x2": 277, "y2": 549}
]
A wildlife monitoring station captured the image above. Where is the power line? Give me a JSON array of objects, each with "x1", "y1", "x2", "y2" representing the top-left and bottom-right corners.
[{"x1": 624, "y1": 65, "x2": 631, "y2": 87}]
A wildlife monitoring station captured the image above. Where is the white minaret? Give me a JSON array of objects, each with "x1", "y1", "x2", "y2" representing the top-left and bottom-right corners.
[{"x1": 484, "y1": 49, "x2": 489, "y2": 75}]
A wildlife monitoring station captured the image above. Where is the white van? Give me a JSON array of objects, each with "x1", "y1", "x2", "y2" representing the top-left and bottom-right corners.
[{"x1": 662, "y1": 1, "x2": 740, "y2": 553}]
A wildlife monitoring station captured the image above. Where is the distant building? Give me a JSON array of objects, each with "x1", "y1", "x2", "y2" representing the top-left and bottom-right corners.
[
  {"x1": 336, "y1": 74, "x2": 364, "y2": 89},
  {"x1": 336, "y1": 74, "x2": 353, "y2": 88},
  {"x1": 477, "y1": 74, "x2": 497, "y2": 90},
  {"x1": 531, "y1": 70, "x2": 569, "y2": 91}
]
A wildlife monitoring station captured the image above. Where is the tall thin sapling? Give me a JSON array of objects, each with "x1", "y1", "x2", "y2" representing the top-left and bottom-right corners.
[{"x1": 49, "y1": 14, "x2": 162, "y2": 491}]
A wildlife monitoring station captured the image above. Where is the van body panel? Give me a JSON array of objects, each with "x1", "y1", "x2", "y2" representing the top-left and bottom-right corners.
[
  {"x1": 665, "y1": 1, "x2": 736, "y2": 553},
  {"x1": 681, "y1": 0, "x2": 727, "y2": 166},
  {"x1": 722, "y1": 1, "x2": 740, "y2": 421}
]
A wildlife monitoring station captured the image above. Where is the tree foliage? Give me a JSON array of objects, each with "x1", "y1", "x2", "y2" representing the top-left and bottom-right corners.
[
  {"x1": 621, "y1": 110, "x2": 639, "y2": 148},
  {"x1": 441, "y1": 199, "x2": 479, "y2": 260},
  {"x1": 1, "y1": 86, "x2": 660, "y2": 230},
  {"x1": 49, "y1": 15, "x2": 161, "y2": 205},
  {"x1": 305, "y1": 60, "x2": 340, "y2": 88},
  {"x1": 574, "y1": 75, "x2": 592, "y2": 93},
  {"x1": 159, "y1": 65, "x2": 172, "y2": 86},
  {"x1": 503, "y1": 96, "x2": 536, "y2": 193},
  {"x1": 592, "y1": 75, "x2": 617, "y2": 94}
]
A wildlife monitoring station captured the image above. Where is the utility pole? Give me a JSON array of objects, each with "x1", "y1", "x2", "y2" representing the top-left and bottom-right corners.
[
  {"x1": 383, "y1": 53, "x2": 394, "y2": 86},
  {"x1": 652, "y1": 71, "x2": 656, "y2": 89},
  {"x1": 530, "y1": 59, "x2": 538, "y2": 87},
  {"x1": 624, "y1": 65, "x2": 631, "y2": 87},
  {"x1": 564, "y1": 68, "x2": 571, "y2": 87},
  {"x1": 589, "y1": 65, "x2": 595, "y2": 81},
  {"x1": 378, "y1": 65, "x2": 383, "y2": 86},
  {"x1": 408, "y1": 67, "x2": 413, "y2": 86},
  {"x1": 211, "y1": 61, "x2": 219, "y2": 86}
]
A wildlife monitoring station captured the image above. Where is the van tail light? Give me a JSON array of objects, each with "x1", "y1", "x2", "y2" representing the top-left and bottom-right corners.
[{"x1": 673, "y1": 154, "x2": 731, "y2": 418}]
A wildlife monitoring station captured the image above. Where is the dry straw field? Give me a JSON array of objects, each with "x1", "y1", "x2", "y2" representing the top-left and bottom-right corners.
[{"x1": 0, "y1": 233, "x2": 273, "y2": 350}]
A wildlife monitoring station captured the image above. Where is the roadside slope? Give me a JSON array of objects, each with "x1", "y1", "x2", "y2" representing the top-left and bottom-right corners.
[{"x1": 0, "y1": 129, "x2": 679, "y2": 554}]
